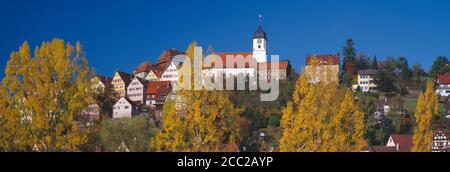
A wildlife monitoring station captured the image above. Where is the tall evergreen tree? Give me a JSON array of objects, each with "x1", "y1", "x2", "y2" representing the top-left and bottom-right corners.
[
  {"x1": 343, "y1": 38, "x2": 357, "y2": 64},
  {"x1": 374, "y1": 69, "x2": 396, "y2": 93},
  {"x1": 341, "y1": 38, "x2": 358, "y2": 86},
  {"x1": 430, "y1": 56, "x2": 450, "y2": 76},
  {"x1": 370, "y1": 56, "x2": 379, "y2": 70},
  {"x1": 397, "y1": 57, "x2": 412, "y2": 81}
]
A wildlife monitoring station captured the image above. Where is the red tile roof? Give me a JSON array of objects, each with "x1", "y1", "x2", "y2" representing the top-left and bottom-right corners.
[
  {"x1": 258, "y1": 61, "x2": 290, "y2": 70},
  {"x1": 390, "y1": 134, "x2": 413, "y2": 152},
  {"x1": 433, "y1": 128, "x2": 450, "y2": 139},
  {"x1": 149, "y1": 68, "x2": 164, "y2": 78},
  {"x1": 133, "y1": 61, "x2": 152, "y2": 74},
  {"x1": 306, "y1": 54, "x2": 340, "y2": 65},
  {"x1": 207, "y1": 52, "x2": 255, "y2": 68},
  {"x1": 145, "y1": 81, "x2": 172, "y2": 100},
  {"x1": 157, "y1": 48, "x2": 185, "y2": 63},
  {"x1": 438, "y1": 73, "x2": 450, "y2": 84},
  {"x1": 367, "y1": 146, "x2": 399, "y2": 152},
  {"x1": 155, "y1": 60, "x2": 172, "y2": 72}
]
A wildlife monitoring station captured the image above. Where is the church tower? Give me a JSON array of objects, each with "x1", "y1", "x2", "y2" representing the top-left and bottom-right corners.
[{"x1": 253, "y1": 15, "x2": 267, "y2": 63}]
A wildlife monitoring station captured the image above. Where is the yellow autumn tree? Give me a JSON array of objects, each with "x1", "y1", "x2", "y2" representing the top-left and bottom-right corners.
[
  {"x1": 0, "y1": 39, "x2": 91, "y2": 151},
  {"x1": 279, "y1": 57, "x2": 366, "y2": 152},
  {"x1": 150, "y1": 42, "x2": 241, "y2": 152},
  {"x1": 412, "y1": 81, "x2": 438, "y2": 152}
]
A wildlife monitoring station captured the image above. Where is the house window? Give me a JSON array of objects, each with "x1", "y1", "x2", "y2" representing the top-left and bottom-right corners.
[{"x1": 125, "y1": 106, "x2": 129, "y2": 109}]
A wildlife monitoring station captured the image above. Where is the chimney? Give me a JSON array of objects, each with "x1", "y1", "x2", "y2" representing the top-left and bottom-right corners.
[{"x1": 396, "y1": 143, "x2": 400, "y2": 151}]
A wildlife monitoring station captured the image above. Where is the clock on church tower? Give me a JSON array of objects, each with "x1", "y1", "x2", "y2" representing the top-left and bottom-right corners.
[{"x1": 253, "y1": 17, "x2": 267, "y2": 63}]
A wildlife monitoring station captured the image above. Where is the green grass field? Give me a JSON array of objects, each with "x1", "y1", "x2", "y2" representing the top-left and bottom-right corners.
[
  {"x1": 404, "y1": 98, "x2": 445, "y2": 115},
  {"x1": 404, "y1": 98, "x2": 418, "y2": 114}
]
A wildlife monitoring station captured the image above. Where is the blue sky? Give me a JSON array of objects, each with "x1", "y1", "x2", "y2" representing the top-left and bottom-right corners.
[{"x1": 1, "y1": 0, "x2": 449, "y2": 78}]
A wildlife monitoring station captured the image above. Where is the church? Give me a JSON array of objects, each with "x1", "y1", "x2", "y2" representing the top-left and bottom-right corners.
[
  {"x1": 131, "y1": 17, "x2": 292, "y2": 85},
  {"x1": 203, "y1": 18, "x2": 291, "y2": 81}
]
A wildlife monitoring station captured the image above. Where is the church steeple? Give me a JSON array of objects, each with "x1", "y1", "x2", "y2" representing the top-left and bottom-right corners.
[
  {"x1": 253, "y1": 15, "x2": 267, "y2": 63},
  {"x1": 253, "y1": 15, "x2": 267, "y2": 40}
]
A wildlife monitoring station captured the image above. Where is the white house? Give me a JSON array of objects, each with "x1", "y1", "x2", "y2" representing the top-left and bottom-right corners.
[
  {"x1": 432, "y1": 128, "x2": 450, "y2": 152},
  {"x1": 161, "y1": 61, "x2": 181, "y2": 82},
  {"x1": 436, "y1": 73, "x2": 450, "y2": 97},
  {"x1": 113, "y1": 97, "x2": 139, "y2": 119},
  {"x1": 80, "y1": 102, "x2": 100, "y2": 126},
  {"x1": 353, "y1": 70, "x2": 377, "y2": 92},
  {"x1": 127, "y1": 77, "x2": 148, "y2": 105}
]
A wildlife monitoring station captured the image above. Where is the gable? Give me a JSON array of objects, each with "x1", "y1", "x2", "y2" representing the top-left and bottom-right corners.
[
  {"x1": 162, "y1": 63, "x2": 178, "y2": 75},
  {"x1": 145, "y1": 70, "x2": 159, "y2": 80},
  {"x1": 91, "y1": 77, "x2": 105, "y2": 87},
  {"x1": 386, "y1": 137, "x2": 395, "y2": 146},
  {"x1": 130, "y1": 78, "x2": 144, "y2": 87},
  {"x1": 112, "y1": 72, "x2": 123, "y2": 83},
  {"x1": 114, "y1": 97, "x2": 131, "y2": 107},
  {"x1": 113, "y1": 71, "x2": 133, "y2": 86},
  {"x1": 167, "y1": 62, "x2": 177, "y2": 70}
]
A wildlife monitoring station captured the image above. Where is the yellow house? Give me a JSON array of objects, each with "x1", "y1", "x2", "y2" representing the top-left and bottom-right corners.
[
  {"x1": 112, "y1": 71, "x2": 133, "y2": 98},
  {"x1": 304, "y1": 54, "x2": 340, "y2": 84},
  {"x1": 145, "y1": 70, "x2": 161, "y2": 82},
  {"x1": 91, "y1": 75, "x2": 112, "y2": 93}
]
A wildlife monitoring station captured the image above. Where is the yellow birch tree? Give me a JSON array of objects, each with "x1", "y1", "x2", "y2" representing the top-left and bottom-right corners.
[
  {"x1": 412, "y1": 81, "x2": 438, "y2": 152},
  {"x1": 279, "y1": 57, "x2": 366, "y2": 152},
  {"x1": 0, "y1": 39, "x2": 91, "y2": 151},
  {"x1": 150, "y1": 42, "x2": 241, "y2": 152}
]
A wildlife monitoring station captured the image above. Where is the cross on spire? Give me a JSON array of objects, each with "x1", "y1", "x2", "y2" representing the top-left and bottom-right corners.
[{"x1": 258, "y1": 14, "x2": 263, "y2": 26}]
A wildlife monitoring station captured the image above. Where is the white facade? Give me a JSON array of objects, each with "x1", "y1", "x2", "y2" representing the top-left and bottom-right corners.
[
  {"x1": 253, "y1": 38, "x2": 267, "y2": 63},
  {"x1": 113, "y1": 97, "x2": 138, "y2": 119},
  {"x1": 355, "y1": 70, "x2": 377, "y2": 92},
  {"x1": 127, "y1": 77, "x2": 146, "y2": 104},
  {"x1": 81, "y1": 103, "x2": 100, "y2": 125},
  {"x1": 436, "y1": 84, "x2": 450, "y2": 97},
  {"x1": 161, "y1": 62, "x2": 179, "y2": 82},
  {"x1": 203, "y1": 68, "x2": 256, "y2": 79}
]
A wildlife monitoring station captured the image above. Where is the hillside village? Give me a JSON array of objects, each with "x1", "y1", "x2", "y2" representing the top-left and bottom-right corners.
[
  {"x1": 72, "y1": 20, "x2": 450, "y2": 152},
  {"x1": 1, "y1": 20, "x2": 450, "y2": 152}
]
